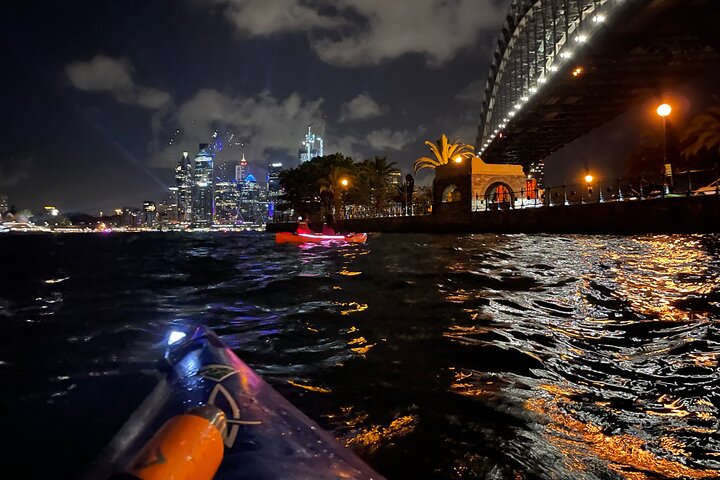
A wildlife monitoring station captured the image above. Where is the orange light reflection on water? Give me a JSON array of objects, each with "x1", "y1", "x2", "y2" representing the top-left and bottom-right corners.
[
  {"x1": 595, "y1": 236, "x2": 720, "y2": 321},
  {"x1": 345, "y1": 415, "x2": 417, "y2": 454},
  {"x1": 524, "y1": 390, "x2": 720, "y2": 479}
]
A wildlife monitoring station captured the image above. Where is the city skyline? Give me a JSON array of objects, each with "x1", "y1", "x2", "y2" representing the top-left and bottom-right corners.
[{"x1": 2, "y1": 0, "x2": 511, "y2": 213}]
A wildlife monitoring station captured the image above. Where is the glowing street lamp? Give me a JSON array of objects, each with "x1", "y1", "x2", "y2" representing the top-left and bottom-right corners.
[
  {"x1": 657, "y1": 103, "x2": 672, "y2": 188},
  {"x1": 340, "y1": 178, "x2": 349, "y2": 187},
  {"x1": 657, "y1": 103, "x2": 672, "y2": 118},
  {"x1": 453, "y1": 155, "x2": 463, "y2": 164},
  {"x1": 585, "y1": 174, "x2": 594, "y2": 202}
]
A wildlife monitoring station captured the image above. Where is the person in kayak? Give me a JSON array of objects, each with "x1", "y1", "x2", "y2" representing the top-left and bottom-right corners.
[
  {"x1": 322, "y1": 213, "x2": 337, "y2": 235},
  {"x1": 296, "y1": 216, "x2": 312, "y2": 234}
]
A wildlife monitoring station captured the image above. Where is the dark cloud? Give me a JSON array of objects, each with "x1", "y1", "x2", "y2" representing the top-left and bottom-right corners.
[
  {"x1": 339, "y1": 94, "x2": 388, "y2": 122},
  {"x1": 65, "y1": 55, "x2": 171, "y2": 110},
  {"x1": 0, "y1": 157, "x2": 33, "y2": 188},
  {"x1": 455, "y1": 80, "x2": 485, "y2": 103},
  {"x1": 199, "y1": 0, "x2": 506, "y2": 66}
]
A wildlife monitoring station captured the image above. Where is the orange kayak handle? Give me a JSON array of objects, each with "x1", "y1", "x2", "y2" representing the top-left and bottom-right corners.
[{"x1": 109, "y1": 405, "x2": 226, "y2": 480}]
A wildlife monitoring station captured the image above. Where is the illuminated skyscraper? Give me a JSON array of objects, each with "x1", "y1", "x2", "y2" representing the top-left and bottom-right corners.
[
  {"x1": 266, "y1": 162, "x2": 283, "y2": 220},
  {"x1": 192, "y1": 143, "x2": 214, "y2": 226},
  {"x1": 235, "y1": 153, "x2": 248, "y2": 182},
  {"x1": 175, "y1": 151, "x2": 192, "y2": 222},
  {"x1": 299, "y1": 126, "x2": 323, "y2": 163}
]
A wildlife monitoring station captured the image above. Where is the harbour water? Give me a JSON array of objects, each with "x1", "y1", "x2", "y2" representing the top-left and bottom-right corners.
[{"x1": 1, "y1": 233, "x2": 719, "y2": 479}]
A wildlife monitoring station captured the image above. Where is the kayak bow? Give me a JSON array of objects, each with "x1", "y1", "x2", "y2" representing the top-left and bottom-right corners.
[{"x1": 86, "y1": 326, "x2": 383, "y2": 480}]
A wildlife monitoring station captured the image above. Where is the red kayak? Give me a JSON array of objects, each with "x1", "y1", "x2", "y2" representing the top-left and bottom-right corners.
[{"x1": 275, "y1": 232, "x2": 367, "y2": 244}]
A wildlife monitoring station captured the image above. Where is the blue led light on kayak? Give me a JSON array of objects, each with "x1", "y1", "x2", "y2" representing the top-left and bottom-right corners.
[{"x1": 167, "y1": 330, "x2": 187, "y2": 346}]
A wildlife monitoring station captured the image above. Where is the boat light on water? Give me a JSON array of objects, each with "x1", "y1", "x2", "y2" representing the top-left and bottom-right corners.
[{"x1": 86, "y1": 326, "x2": 384, "y2": 480}]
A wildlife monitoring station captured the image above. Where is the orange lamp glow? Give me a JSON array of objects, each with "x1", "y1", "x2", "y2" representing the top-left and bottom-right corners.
[{"x1": 657, "y1": 104, "x2": 672, "y2": 118}]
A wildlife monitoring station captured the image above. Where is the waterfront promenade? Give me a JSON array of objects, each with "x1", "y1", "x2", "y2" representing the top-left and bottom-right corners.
[{"x1": 267, "y1": 195, "x2": 720, "y2": 235}]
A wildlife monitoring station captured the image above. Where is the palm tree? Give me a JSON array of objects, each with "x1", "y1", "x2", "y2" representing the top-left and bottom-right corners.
[
  {"x1": 318, "y1": 166, "x2": 352, "y2": 216},
  {"x1": 681, "y1": 104, "x2": 720, "y2": 161},
  {"x1": 413, "y1": 134, "x2": 475, "y2": 173},
  {"x1": 362, "y1": 156, "x2": 397, "y2": 214}
]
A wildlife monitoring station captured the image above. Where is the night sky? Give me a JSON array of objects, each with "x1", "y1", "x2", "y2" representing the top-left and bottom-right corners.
[{"x1": 1, "y1": 0, "x2": 715, "y2": 214}]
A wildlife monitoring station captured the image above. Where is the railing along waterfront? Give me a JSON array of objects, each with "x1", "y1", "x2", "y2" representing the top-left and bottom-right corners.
[
  {"x1": 268, "y1": 173, "x2": 719, "y2": 222},
  {"x1": 473, "y1": 173, "x2": 717, "y2": 212}
]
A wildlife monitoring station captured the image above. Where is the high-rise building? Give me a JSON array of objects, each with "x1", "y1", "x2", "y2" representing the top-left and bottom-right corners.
[
  {"x1": 267, "y1": 162, "x2": 283, "y2": 196},
  {"x1": 143, "y1": 201, "x2": 157, "y2": 228},
  {"x1": 529, "y1": 159, "x2": 545, "y2": 188},
  {"x1": 235, "y1": 154, "x2": 249, "y2": 183},
  {"x1": 175, "y1": 151, "x2": 193, "y2": 222},
  {"x1": 267, "y1": 162, "x2": 283, "y2": 221},
  {"x1": 214, "y1": 181, "x2": 240, "y2": 225},
  {"x1": 238, "y1": 174, "x2": 268, "y2": 225},
  {"x1": 0, "y1": 194, "x2": 8, "y2": 216},
  {"x1": 192, "y1": 143, "x2": 214, "y2": 226},
  {"x1": 299, "y1": 126, "x2": 323, "y2": 163}
]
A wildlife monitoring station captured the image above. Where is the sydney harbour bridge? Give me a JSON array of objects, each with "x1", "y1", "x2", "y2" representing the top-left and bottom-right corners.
[{"x1": 476, "y1": 0, "x2": 720, "y2": 167}]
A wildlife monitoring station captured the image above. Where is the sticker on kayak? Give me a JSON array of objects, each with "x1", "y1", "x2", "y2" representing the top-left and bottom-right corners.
[
  {"x1": 209, "y1": 383, "x2": 262, "y2": 448},
  {"x1": 198, "y1": 364, "x2": 238, "y2": 382}
]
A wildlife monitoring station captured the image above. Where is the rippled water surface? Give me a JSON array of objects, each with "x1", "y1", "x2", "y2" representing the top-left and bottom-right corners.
[{"x1": 2, "y1": 233, "x2": 719, "y2": 479}]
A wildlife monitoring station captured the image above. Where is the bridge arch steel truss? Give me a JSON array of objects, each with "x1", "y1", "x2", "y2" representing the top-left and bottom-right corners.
[{"x1": 477, "y1": 0, "x2": 629, "y2": 157}]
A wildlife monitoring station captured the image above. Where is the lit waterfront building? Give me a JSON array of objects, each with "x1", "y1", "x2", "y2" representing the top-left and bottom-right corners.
[
  {"x1": 156, "y1": 198, "x2": 178, "y2": 226},
  {"x1": 175, "y1": 151, "x2": 192, "y2": 222},
  {"x1": 0, "y1": 194, "x2": 8, "y2": 216},
  {"x1": 121, "y1": 207, "x2": 141, "y2": 228},
  {"x1": 142, "y1": 201, "x2": 157, "y2": 228},
  {"x1": 192, "y1": 143, "x2": 214, "y2": 226},
  {"x1": 299, "y1": 126, "x2": 323, "y2": 163},
  {"x1": 236, "y1": 154, "x2": 249, "y2": 183}
]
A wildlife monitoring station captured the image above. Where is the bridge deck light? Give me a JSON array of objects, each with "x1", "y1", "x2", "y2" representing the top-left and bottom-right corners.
[
  {"x1": 575, "y1": 34, "x2": 588, "y2": 43},
  {"x1": 593, "y1": 14, "x2": 605, "y2": 23},
  {"x1": 529, "y1": 87, "x2": 538, "y2": 93}
]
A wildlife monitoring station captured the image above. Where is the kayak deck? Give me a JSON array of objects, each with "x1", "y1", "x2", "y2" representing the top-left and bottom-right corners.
[{"x1": 85, "y1": 326, "x2": 383, "y2": 479}]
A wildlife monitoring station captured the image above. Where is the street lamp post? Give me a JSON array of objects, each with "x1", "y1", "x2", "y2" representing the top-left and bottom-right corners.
[
  {"x1": 339, "y1": 178, "x2": 349, "y2": 218},
  {"x1": 657, "y1": 103, "x2": 672, "y2": 189},
  {"x1": 585, "y1": 174, "x2": 594, "y2": 203}
]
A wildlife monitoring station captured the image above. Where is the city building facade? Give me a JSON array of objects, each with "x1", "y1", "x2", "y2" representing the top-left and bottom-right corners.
[
  {"x1": 192, "y1": 143, "x2": 214, "y2": 226},
  {"x1": 175, "y1": 151, "x2": 193, "y2": 222}
]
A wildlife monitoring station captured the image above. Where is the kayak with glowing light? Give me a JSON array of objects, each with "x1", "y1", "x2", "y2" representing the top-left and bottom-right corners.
[
  {"x1": 85, "y1": 326, "x2": 384, "y2": 480},
  {"x1": 275, "y1": 231, "x2": 367, "y2": 244}
]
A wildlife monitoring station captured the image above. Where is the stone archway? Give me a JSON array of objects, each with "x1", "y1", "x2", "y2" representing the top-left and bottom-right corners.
[{"x1": 484, "y1": 182, "x2": 514, "y2": 209}]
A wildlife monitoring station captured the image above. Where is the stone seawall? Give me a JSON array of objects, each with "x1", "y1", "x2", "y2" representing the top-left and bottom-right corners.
[{"x1": 266, "y1": 196, "x2": 720, "y2": 234}]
